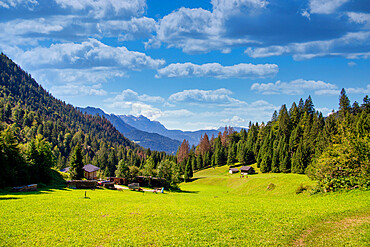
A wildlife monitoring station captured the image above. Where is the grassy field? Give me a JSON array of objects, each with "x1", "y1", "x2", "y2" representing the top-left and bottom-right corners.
[{"x1": 0, "y1": 165, "x2": 369, "y2": 246}]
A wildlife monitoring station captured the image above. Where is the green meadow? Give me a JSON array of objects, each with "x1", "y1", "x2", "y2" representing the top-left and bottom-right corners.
[{"x1": 0, "y1": 165, "x2": 369, "y2": 246}]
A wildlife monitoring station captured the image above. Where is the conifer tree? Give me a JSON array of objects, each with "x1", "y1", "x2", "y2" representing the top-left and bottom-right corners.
[
  {"x1": 70, "y1": 144, "x2": 84, "y2": 180},
  {"x1": 339, "y1": 88, "x2": 351, "y2": 119}
]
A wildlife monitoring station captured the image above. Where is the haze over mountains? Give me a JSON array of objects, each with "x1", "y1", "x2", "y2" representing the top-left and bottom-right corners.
[{"x1": 79, "y1": 106, "x2": 245, "y2": 153}]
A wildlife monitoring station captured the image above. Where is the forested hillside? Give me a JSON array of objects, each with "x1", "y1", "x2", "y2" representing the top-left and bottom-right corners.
[
  {"x1": 179, "y1": 92, "x2": 369, "y2": 191},
  {"x1": 0, "y1": 54, "x2": 175, "y2": 187}
]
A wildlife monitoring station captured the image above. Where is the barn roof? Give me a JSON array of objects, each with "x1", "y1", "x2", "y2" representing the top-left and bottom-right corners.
[
  {"x1": 83, "y1": 164, "x2": 100, "y2": 173},
  {"x1": 229, "y1": 168, "x2": 239, "y2": 172},
  {"x1": 240, "y1": 166, "x2": 254, "y2": 171},
  {"x1": 60, "y1": 167, "x2": 70, "y2": 173}
]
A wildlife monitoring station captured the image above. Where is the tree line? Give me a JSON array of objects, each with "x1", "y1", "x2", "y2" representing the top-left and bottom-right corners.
[{"x1": 177, "y1": 90, "x2": 369, "y2": 191}]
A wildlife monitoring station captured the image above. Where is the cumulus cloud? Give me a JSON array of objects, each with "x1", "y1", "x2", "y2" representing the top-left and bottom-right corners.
[
  {"x1": 251, "y1": 79, "x2": 337, "y2": 95},
  {"x1": 98, "y1": 17, "x2": 157, "y2": 41},
  {"x1": 347, "y1": 12, "x2": 370, "y2": 28},
  {"x1": 309, "y1": 85, "x2": 370, "y2": 95},
  {"x1": 50, "y1": 83, "x2": 107, "y2": 96},
  {"x1": 54, "y1": 0, "x2": 146, "y2": 19},
  {"x1": 156, "y1": 62, "x2": 278, "y2": 79},
  {"x1": 14, "y1": 38, "x2": 164, "y2": 70},
  {"x1": 308, "y1": 0, "x2": 349, "y2": 15},
  {"x1": 108, "y1": 89, "x2": 165, "y2": 103},
  {"x1": 0, "y1": 0, "x2": 38, "y2": 9},
  {"x1": 245, "y1": 31, "x2": 370, "y2": 60},
  {"x1": 168, "y1": 88, "x2": 243, "y2": 105},
  {"x1": 154, "y1": 5, "x2": 259, "y2": 53},
  {"x1": 221, "y1": 115, "x2": 246, "y2": 124},
  {"x1": 153, "y1": 0, "x2": 368, "y2": 56}
]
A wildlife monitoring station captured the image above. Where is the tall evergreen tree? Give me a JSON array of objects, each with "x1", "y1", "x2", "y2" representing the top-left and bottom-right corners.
[
  {"x1": 339, "y1": 88, "x2": 351, "y2": 119},
  {"x1": 69, "y1": 144, "x2": 84, "y2": 180}
]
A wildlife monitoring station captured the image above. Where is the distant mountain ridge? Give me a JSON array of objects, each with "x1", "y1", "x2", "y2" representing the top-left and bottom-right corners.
[
  {"x1": 119, "y1": 115, "x2": 245, "y2": 146},
  {"x1": 78, "y1": 107, "x2": 181, "y2": 154}
]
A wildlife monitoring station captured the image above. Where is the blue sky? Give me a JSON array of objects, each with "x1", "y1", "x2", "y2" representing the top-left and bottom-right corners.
[{"x1": 0, "y1": 0, "x2": 369, "y2": 130}]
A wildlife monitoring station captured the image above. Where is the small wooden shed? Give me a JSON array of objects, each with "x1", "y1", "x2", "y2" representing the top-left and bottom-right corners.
[
  {"x1": 229, "y1": 168, "x2": 239, "y2": 174},
  {"x1": 83, "y1": 164, "x2": 100, "y2": 180},
  {"x1": 240, "y1": 166, "x2": 255, "y2": 175}
]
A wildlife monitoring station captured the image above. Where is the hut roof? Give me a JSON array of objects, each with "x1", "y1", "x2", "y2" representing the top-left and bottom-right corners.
[
  {"x1": 240, "y1": 166, "x2": 254, "y2": 172},
  {"x1": 83, "y1": 164, "x2": 100, "y2": 173},
  {"x1": 60, "y1": 167, "x2": 70, "y2": 173},
  {"x1": 229, "y1": 168, "x2": 239, "y2": 172}
]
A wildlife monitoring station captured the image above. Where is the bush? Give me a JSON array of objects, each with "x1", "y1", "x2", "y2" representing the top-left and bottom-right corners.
[
  {"x1": 295, "y1": 184, "x2": 310, "y2": 194},
  {"x1": 267, "y1": 183, "x2": 276, "y2": 191}
]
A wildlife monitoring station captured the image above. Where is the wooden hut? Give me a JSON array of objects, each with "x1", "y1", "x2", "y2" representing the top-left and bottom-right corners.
[
  {"x1": 229, "y1": 168, "x2": 239, "y2": 174},
  {"x1": 83, "y1": 164, "x2": 100, "y2": 180},
  {"x1": 240, "y1": 166, "x2": 255, "y2": 175}
]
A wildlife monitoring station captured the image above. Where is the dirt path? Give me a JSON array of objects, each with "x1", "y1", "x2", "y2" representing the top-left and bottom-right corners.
[{"x1": 293, "y1": 214, "x2": 370, "y2": 246}]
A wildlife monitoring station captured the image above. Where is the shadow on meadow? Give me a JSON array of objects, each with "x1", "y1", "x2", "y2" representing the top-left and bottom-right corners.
[
  {"x1": 170, "y1": 189, "x2": 200, "y2": 194},
  {"x1": 0, "y1": 185, "x2": 69, "y2": 197},
  {"x1": 0, "y1": 197, "x2": 20, "y2": 200},
  {"x1": 186, "y1": 177, "x2": 206, "y2": 182}
]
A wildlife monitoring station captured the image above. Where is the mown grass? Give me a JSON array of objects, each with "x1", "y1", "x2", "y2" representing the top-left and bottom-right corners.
[{"x1": 0, "y1": 165, "x2": 369, "y2": 246}]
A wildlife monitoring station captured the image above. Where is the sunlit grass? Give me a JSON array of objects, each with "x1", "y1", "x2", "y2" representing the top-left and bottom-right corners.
[{"x1": 0, "y1": 165, "x2": 369, "y2": 246}]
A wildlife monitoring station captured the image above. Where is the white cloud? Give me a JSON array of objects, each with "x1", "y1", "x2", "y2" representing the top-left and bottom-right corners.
[
  {"x1": 316, "y1": 107, "x2": 334, "y2": 116},
  {"x1": 314, "y1": 85, "x2": 370, "y2": 95},
  {"x1": 155, "y1": 6, "x2": 259, "y2": 54},
  {"x1": 108, "y1": 89, "x2": 164, "y2": 103},
  {"x1": 0, "y1": 18, "x2": 63, "y2": 35},
  {"x1": 251, "y1": 79, "x2": 337, "y2": 95},
  {"x1": 14, "y1": 39, "x2": 164, "y2": 70},
  {"x1": 156, "y1": 62, "x2": 278, "y2": 79},
  {"x1": 50, "y1": 83, "x2": 107, "y2": 96},
  {"x1": 0, "y1": 0, "x2": 38, "y2": 9},
  {"x1": 308, "y1": 0, "x2": 349, "y2": 14},
  {"x1": 347, "y1": 61, "x2": 356, "y2": 67},
  {"x1": 347, "y1": 12, "x2": 370, "y2": 28},
  {"x1": 33, "y1": 67, "x2": 126, "y2": 85},
  {"x1": 221, "y1": 115, "x2": 246, "y2": 124},
  {"x1": 168, "y1": 88, "x2": 243, "y2": 105},
  {"x1": 346, "y1": 85, "x2": 370, "y2": 94},
  {"x1": 245, "y1": 31, "x2": 370, "y2": 60},
  {"x1": 98, "y1": 17, "x2": 157, "y2": 40},
  {"x1": 54, "y1": 0, "x2": 147, "y2": 19}
]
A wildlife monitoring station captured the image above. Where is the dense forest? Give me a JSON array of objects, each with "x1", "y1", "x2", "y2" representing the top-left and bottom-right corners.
[{"x1": 180, "y1": 91, "x2": 369, "y2": 191}]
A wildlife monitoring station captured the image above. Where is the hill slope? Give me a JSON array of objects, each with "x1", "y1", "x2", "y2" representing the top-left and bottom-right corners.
[
  {"x1": 0, "y1": 166, "x2": 368, "y2": 246},
  {"x1": 0, "y1": 53, "x2": 143, "y2": 184}
]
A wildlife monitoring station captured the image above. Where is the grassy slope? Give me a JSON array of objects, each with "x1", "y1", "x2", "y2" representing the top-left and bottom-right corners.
[{"x1": 0, "y1": 165, "x2": 369, "y2": 246}]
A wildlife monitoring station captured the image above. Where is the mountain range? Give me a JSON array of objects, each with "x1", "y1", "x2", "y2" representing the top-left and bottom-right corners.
[{"x1": 79, "y1": 107, "x2": 245, "y2": 153}]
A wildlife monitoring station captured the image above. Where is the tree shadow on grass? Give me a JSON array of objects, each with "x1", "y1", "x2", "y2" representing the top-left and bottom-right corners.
[
  {"x1": 186, "y1": 177, "x2": 206, "y2": 182},
  {"x1": 0, "y1": 185, "x2": 69, "y2": 196},
  {"x1": 170, "y1": 190, "x2": 199, "y2": 194},
  {"x1": 0, "y1": 197, "x2": 20, "y2": 200}
]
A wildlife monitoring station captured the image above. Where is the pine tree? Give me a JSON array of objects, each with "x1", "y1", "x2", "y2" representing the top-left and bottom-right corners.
[
  {"x1": 339, "y1": 88, "x2": 351, "y2": 119},
  {"x1": 291, "y1": 142, "x2": 305, "y2": 174},
  {"x1": 70, "y1": 144, "x2": 84, "y2": 180},
  {"x1": 303, "y1": 96, "x2": 315, "y2": 115},
  {"x1": 177, "y1": 139, "x2": 190, "y2": 164}
]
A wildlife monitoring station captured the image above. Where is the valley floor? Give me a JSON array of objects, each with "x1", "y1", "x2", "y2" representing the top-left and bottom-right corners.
[{"x1": 0, "y1": 165, "x2": 369, "y2": 246}]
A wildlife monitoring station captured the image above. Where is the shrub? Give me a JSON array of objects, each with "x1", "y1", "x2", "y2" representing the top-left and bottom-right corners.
[
  {"x1": 295, "y1": 184, "x2": 309, "y2": 194},
  {"x1": 267, "y1": 183, "x2": 276, "y2": 191}
]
